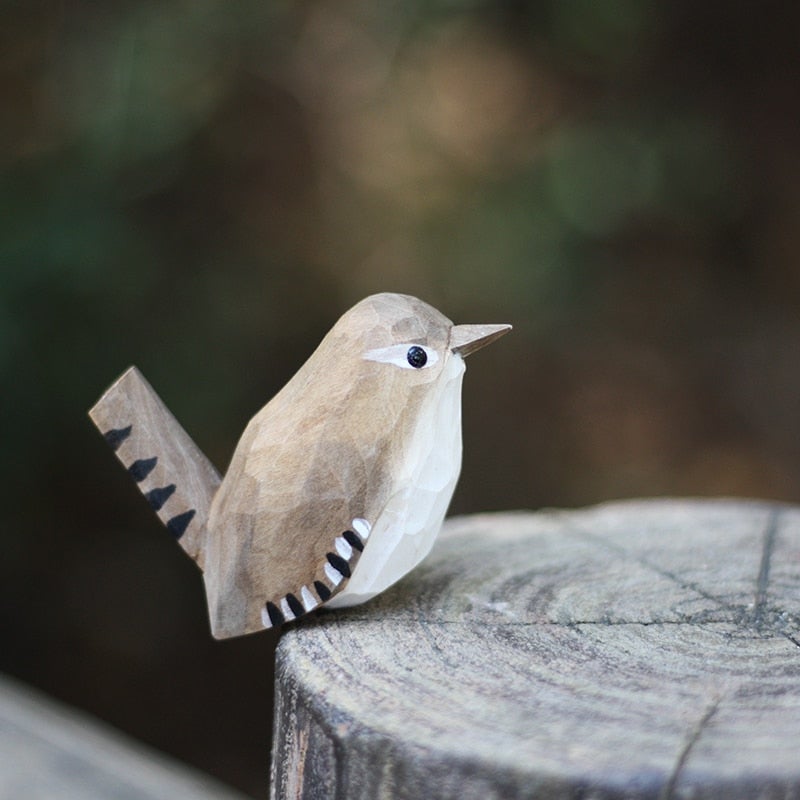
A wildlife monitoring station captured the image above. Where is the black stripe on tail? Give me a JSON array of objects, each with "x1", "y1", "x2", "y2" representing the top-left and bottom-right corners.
[
  {"x1": 104, "y1": 425, "x2": 132, "y2": 451},
  {"x1": 101, "y1": 425, "x2": 195, "y2": 542},
  {"x1": 167, "y1": 510, "x2": 196, "y2": 539}
]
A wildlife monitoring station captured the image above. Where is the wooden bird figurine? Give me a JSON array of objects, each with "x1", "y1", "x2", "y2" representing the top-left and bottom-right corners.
[{"x1": 89, "y1": 293, "x2": 511, "y2": 639}]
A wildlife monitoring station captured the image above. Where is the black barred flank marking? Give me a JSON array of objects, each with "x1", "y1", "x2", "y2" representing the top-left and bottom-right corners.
[
  {"x1": 145, "y1": 484, "x2": 176, "y2": 511},
  {"x1": 104, "y1": 425, "x2": 132, "y2": 451},
  {"x1": 166, "y1": 509, "x2": 195, "y2": 539},
  {"x1": 314, "y1": 581, "x2": 331, "y2": 602},
  {"x1": 327, "y1": 552, "x2": 351, "y2": 578},
  {"x1": 286, "y1": 594, "x2": 304, "y2": 618},
  {"x1": 128, "y1": 456, "x2": 157, "y2": 482},
  {"x1": 266, "y1": 602, "x2": 284, "y2": 627},
  {"x1": 343, "y1": 529, "x2": 364, "y2": 552}
]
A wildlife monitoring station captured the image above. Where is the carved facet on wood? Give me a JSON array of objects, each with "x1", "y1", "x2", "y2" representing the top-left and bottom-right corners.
[{"x1": 89, "y1": 293, "x2": 511, "y2": 639}]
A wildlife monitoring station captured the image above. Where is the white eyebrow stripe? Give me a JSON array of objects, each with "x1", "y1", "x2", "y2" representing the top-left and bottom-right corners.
[{"x1": 363, "y1": 344, "x2": 439, "y2": 369}]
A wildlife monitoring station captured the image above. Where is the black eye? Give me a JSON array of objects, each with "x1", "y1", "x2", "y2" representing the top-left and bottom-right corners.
[{"x1": 406, "y1": 346, "x2": 427, "y2": 368}]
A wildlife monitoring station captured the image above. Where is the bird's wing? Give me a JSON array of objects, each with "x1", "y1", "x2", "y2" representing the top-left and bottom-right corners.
[{"x1": 202, "y1": 404, "x2": 394, "y2": 639}]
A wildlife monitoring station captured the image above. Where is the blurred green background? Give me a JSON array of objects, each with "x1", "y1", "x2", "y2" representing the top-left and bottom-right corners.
[{"x1": 2, "y1": 0, "x2": 800, "y2": 795}]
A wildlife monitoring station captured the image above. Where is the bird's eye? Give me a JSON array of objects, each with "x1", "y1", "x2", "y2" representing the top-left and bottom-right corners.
[
  {"x1": 406, "y1": 346, "x2": 427, "y2": 368},
  {"x1": 363, "y1": 344, "x2": 439, "y2": 370}
]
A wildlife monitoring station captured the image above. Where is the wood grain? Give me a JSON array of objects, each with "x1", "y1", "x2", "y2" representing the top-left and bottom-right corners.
[
  {"x1": 271, "y1": 499, "x2": 800, "y2": 800},
  {"x1": 89, "y1": 366, "x2": 221, "y2": 569}
]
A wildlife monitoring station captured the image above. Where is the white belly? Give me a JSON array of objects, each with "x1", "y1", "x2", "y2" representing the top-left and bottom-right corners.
[{"x1": 327, "y1": 354, "x2": 466, "y2": 608}]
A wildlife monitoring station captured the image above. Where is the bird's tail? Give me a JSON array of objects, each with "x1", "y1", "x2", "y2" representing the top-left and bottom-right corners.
[{"x1": 89, "y1": 367, "x2": 221, "y2": 571}]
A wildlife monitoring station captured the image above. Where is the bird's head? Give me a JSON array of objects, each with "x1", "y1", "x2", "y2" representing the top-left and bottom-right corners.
[
  {"x1": 322, "y1": 293, "x2": 511, "y2": 391},
  {"x1": 272, "y1": 293, "x2": 511, "y2": 441}
]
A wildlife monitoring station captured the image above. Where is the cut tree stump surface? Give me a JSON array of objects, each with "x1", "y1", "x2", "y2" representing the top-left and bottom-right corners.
[{"x1": 271, "y1": 499, "x2": 800, "y2": 800}]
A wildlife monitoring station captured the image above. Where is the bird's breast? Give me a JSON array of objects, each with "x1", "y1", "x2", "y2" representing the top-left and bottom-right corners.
[{"x1": 326, "y1": 354, "x2": 466, "y2": 608}]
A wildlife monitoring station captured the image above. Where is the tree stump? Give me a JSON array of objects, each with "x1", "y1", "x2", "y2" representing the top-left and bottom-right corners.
[{"x1": 270, "y1": 499, "x2": 800, "y2": 800}]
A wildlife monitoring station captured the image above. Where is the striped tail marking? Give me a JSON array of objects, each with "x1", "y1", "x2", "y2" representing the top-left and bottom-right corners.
[{"x1": 89, "y1": 367, "x2": 221, "y2": 571}]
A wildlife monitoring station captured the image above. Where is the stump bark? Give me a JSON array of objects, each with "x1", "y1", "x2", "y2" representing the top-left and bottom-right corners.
[{"x1": 271, "y1": 499, "x2": 800, "y2": 800}]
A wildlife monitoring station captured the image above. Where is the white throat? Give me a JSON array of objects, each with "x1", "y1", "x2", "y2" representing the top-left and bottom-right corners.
[{"x1": 327, "y1": 354, "x2": 466, "y2": 608}]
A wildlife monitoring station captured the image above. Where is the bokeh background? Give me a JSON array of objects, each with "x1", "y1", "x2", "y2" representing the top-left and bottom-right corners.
[{"x1": 3, "y1": 0, "x2": 800, "y2": 795}]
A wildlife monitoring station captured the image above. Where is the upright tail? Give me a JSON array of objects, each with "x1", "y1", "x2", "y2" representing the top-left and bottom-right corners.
[{"x1": 89, "y1": 367, "x2": 221, "y2": 571}]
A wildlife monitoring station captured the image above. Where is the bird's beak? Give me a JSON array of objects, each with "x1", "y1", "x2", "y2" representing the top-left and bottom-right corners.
[{"x1": 449, "y1": 323, "x2": 512, "y2": 357}]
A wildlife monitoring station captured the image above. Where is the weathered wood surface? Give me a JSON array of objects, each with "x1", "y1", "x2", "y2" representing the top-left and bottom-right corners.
[
  {"x1": 271, "y1": 499, "x2": 800, "y2": 800},
  {"x1": 0, "y1": 674, "x2": 249, "y2": 800}
]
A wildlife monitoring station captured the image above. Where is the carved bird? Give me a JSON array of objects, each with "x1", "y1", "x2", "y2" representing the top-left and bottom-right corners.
[{"x1": 90, "y1": 293, "x2": 510, "y2": 638}]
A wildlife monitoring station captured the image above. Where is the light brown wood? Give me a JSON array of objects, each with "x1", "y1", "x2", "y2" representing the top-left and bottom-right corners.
[
  {"x1": 271, "y1": 499, "x2": 800, "y2": 800},
  {"x1": 205, "y1": 294, "x2": 458, "y2": 638},
  {"x1": 89, "y1": 293, "x2": 511, "y2": 640},
  {"x1": 89, "y1": 366, "x2": 221, "y2": 569}
]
